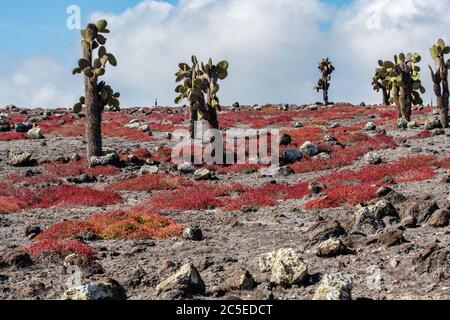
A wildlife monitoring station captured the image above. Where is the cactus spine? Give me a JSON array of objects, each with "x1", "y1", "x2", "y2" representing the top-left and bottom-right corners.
[
  {"x1": 429, "y1": 39, "x2": 450, "y2": 128},
  {"x1": 314, "y1": 58, "x2": 335, "y2": 105},
  {"x1": 72, "y1": 20, "x2": 120, "y2": 159},
  {"x1": 382, "y1": 53, "x2": 424, "y2": 122},
  {"x1": 372, "y1": 61, "x2": 391, "y2": 105},
  {"x1": 175, "y1": 56, "x2": 229, "y2": 138}
]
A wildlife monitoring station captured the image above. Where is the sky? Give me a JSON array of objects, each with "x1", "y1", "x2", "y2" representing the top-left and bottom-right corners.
[{"x1": 0, "y1": 0, "x2": 449, "y2": 108}]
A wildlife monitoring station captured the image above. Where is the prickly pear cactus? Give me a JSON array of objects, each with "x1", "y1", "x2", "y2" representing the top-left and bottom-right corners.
[
  {"x1": 382, "y1": 52, "x2": 424, "y2": 122},
  {"x1": 175, "y1": 55, "x2": 229, "y2": 138},
  {"x1": 372, "y1": 61, "x2": 392, "y2": 105},
  {"x1": 314, "y1": 58, "x2": 335, "y2": 105},
  {"x1": 429, "y1": 39, "x2": 450, "y2": 128},
  {"x1": 72, "y1": 20, "x2": 120, "y2": 113}
]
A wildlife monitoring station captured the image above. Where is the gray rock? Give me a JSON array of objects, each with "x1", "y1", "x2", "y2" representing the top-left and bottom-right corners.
[
  {"x1": 26, "y1": 127, "x2": 44, "y2": 139},
  {"x1": 193, "y1": 168, "x2": 216, "y2": 181},
  {"x1": 364, "y1": 152, "x2": 382, "y2": 165},
  {"x1": 313, "y1": 273, "x2": 353, "y2": 300},
  {"x1": 351, "y1": 200, "x2": 398, "y2": 236},
  {"x1": 363, "y1": 122, "x2": 377, "y2": 131},
  {"x1": 178, "y1": 162, "x2": 195, "y2": 174},
  {"x1": 397, "y1": 118, "x2": 409, "y2": 129},
  {"x1": 89, "y1": 153, "x2": 120, "y2": 167},
  {"x1": 183, "y1": 227, "x2": 203, "y2": 241},
  {"x1": 62, "y1": 278, "x2": 127, "y2": 300},
  {"x1": 8, "y1": 150, "x2": 33, "y2": 167},
  {"x1": 294, "y1": 122, "x2": 304, "y2": 128},
  {"x1": 259, "y1": 248, "x2": 308, "y2": 287},
  {"x1": 14, "y1": 122, "x2": 32, "y2": 133},
  {"x1": 281, "y1": 149, "x2": 302, "y2": 164},
  {"x1": 139, "y1": 165, "x2": 159, "y2": 176},
  {"x1": 299, "y1": 141, "x2": 319, "y2": 156},
  {"x1": 156, "y1": 263, "x2": 205, "y2": 297}
]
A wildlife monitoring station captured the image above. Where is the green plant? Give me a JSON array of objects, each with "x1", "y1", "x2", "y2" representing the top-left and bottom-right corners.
[
  {"x1": 314, "y1": 58, "x2": 335, "y2": 105},
  {"x1": 175, "y1": 56, "x2": 229, "y2": 138},
  {"x1": 382, "y1": 52, "x2": 425, "y2": 122},
  {"x1": 429, "y1": 39, "x2": 450, "y2": 128},
  {"x1": 72, "y1": 20, "x2": 120, "y2": 159},
  {"x1": 372, "y1": 62, "x2": 391, "y2": 105}
]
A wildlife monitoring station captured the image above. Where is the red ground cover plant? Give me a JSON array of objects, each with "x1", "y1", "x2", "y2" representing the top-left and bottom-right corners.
[
  {"x1": 24, "y1": 239, "x2": 96, "y2": 260},
  {"x1": 439, "y1": 156, "x2": 450, "y2": 169},
  {"x1": 0, "y1": 132, "x2": 26, "y2": 141},
  {"x1": 109, "y1": 173, "x2": 188, "y2": 192},
  {"x1": 304, "y1": 155, "x2": 438, "y2": 209},
  {"x1": 0, "y1": 184, "x2": 122, "y2": 213},
  {"x1": 36, "y1": 209, "x2": 183, "y2": 241},
  {"x1": 132, "y1": 147, "x2": 152, "y2": 160},
  {"x1": 43, "y1": 160, "x2": 120, "y2": 178}
]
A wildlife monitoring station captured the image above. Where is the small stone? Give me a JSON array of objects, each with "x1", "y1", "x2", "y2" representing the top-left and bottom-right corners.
[
  {"x1": 177, "y1": 162, "x2": 195, "y2": 174},
  {"x1": 432, "y1": 128, "x2": 445, "y2": 136},
  {"x1": 401, "y1": 216, "x2": 417, "y2": 228},
  {"x1": 397, "y1": 118, "x2": 409, "y2": 129},
  {"x1": 313, "y1": 273, "x2": 353, "y2": 300},
  {"x1": 299, "y1": 141, "x2": 319, "y2": 156},
  {"x1": 294, "y1": 122, "x2": 304, "y2": 128},
  {"x1": 26, "y1": 127, "x2": 44, "y2": 139},
  {"x1": 8, "y1": 150, "x2": 33, "y2": 167},
  {"x1": 309, "y1": 182, "x2": 326, "y2": 194},
  {"x1": 281, "y1": 149, "x2": 302, "y2": 164},
  {"x1": 156, "y1": 263, "x2": 205, "y2": 297},
  {"x1": 25, "y1": 225, "x2": 42, "y2": 239},
  {"x1": 315, "y1": 238, "x2": 349, "y2": 258},
  {"x1": 401, "y1": 197, "x2": 439, "y2": 224},
  {"x1": 138, "y1": 124, "x2": 149, "y2": 132},
  {"x1": 62, "y1": 278, "x2": 127, "y2": 300},
  {"x1": 279, "y1": 134, "x2": 292, "y2": 146},
  {"x1": 223, "y1": 268, "x2": 257, "y2": 291},
  {"x1": 427, "y1": 209, "x2": 450, "y2": 228},
  {"x1": 183, "y1": 227, "x2": 203, "y2": 241},
  {"x1": 330, "y1": 122, "x2": 340, "y2": 128},
  {"x1": 364, "y1": 152, "x2": 382, "y2": 165},
  {"x1": 377, "y1": 227, "x2": 406, "y2": 247},
  {"x1": 3, "y1": 251, "x2": 33, "y2": 268},
  {"x1": 193, "y1": 168, "x2": 216, "y2": 181},
  {"x1": 425, "y1": 117, "x2": 441, "y2": 130},
  {"x1": 364, "y1": 122, "x2": 376, "y2": 131},
  {"x1": 323, "y1": 134, "x2": 337, "y2": 142},
  {"x1": 139, "y1": 165, "x2": 159, "y2": 176},
  {"x1": 90, "y1": 153, "x2": 120, "y2": 167}
]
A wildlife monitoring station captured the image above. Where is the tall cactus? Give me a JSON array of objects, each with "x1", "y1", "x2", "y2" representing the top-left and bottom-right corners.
[
  {"x1": 72, "y1": 20, "x2": 120, "y2": 159},
  {"x1": 314, "y1": 58, "x2": 335, "y2": 105},
  {"x1": 382, "y1": 52, "x2": 424, "y2": 122},
  {"x1": 429, "y1": 39, "x2": 450, "y2": 128},
  {"x1": 175, "y1": 56, "x2": 229, "y2": 138},
  {"x1": 372, "y1": 61, "x2": 391, "y2": 105}
]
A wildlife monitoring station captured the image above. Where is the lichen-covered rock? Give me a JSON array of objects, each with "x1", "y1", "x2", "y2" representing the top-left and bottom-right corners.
[
  {"x1": 194, "y1": 168, "x2": 216, "y2": 181},
  {"x1": 259, "y1": 248, "x2": 308, "y2": 287},
  {"x1": 315, "y1": 238, "x2": 349, "y2": 258},
  {"x1": 425, "y1": 116, "x2": 441, "y2": 130},
  {"x1": 299, "y1": 141, "x2": 319, "y2": 156},
  {"x1": 313, "y1": 273, "x2": 353, "y2": 300},
  {"x1": 156, "y1": 263, "x2": 205, "y2": 297},
  {"x1": 139, "y1": 165, "x2": 159, "y2": 176},
  {"x1": 177, "y1": 162, "x2": 195, "y2": 174},
  {"x1": 8, "y1": 150, "x2": 33, "y2": 167},
  {"x1": 62, "y1": 278, "x2": 126, "y2": 300},
  {"x1": 26, "y1": 127, "x2": 44, "y2": 139},
  {"x1": 351, "y1": 200, "x2": 398, "y2": 236},
  {"x1": 89, "y1": 152, "x2": 120, "y2": 167}
]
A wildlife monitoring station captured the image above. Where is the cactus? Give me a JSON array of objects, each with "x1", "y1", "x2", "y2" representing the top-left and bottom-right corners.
[
  {"x1": 314, "y1": 58, "x2": 335, "y2": 105},
  {"x1": 382, "y1": 52, "x2": 425, "y2": 122},
  {"x1": 72, "y1": 20, "x2": 120, "y2": 159},
  {"x1": 429, "y1": 39, "x2": 450, "y2": 128},
  {"x1": 372, "y1": 61, "x2": 391, "y2": 105},
  {"x1": 175, "y1": 56, "x2": 229, "y2": 138}
]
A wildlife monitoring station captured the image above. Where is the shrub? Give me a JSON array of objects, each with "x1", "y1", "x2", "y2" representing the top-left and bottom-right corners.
[
  {"x1": 109, "y1": 174, "x2": 188, "y2": 191},
  {"x1": 305, "y1": 184, "x2": 379, "y2": 209},
  {"x1": 24, "y1": 239, "x2": 96, "y2": 260}
]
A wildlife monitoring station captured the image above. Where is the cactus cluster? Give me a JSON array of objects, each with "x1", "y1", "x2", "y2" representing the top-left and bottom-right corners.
[
  {"x1": 372, "y1": 63, "x2": 391, "y2": 105},
  {"x1": 175, "y1": 56, "x2": 229, "y2": 138},
  {"x1": 429, "y1": 39, "x2": 450, "y2": 128},
  {"x1": 73, "y1": 20, "x2": 120, "y2": 113},
  {"x1": 314, "y1": 58, "x2": 335, "y2": 105},
  {"x1": 381, "y1": 52, "x2": 424, "y2": 121}
]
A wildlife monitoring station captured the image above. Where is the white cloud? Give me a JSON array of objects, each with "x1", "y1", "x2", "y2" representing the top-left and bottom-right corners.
[{"x1": 1, "y1": 0, "x2": 450, "y2": 108}]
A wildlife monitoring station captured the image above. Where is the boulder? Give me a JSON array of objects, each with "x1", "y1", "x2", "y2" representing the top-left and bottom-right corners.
[
  {"x1": 62, "y1": 278, "x2": 127, "y2": 300},
  {"x1": 177, "y1": 162, "x2": 195, "y2": 174},
  {"x1": 401, "y1": 197, "x2": 439, "y2": 224},
  {"x1": 223, "y1": 268, "x2": 257, "y2": 291},
  {"x1": 90, "y1": 153, "x2": 120, "y2": 167},
  {"x1": 315, "y1": 238, "x2": 349, "y2": 258},
  {"x1": 26, "y1": 127, "x2": 44, "y2": 139},
  {"x1": 139, "y1": 165, "x2": 159, "y2": 176},
  {"x1": 259, "y1": 248, "x2": 308, "y2": 287},
  {"x1": 427, "y1": 209, "x2": 450, "y2": 228},
  {"x1": 193, "y1": 168, "x2": 216, "y2": 181},
  {"x1": 183, "y1": 227, "x2": 203, "y2": 241},
  {"x1": 156, "y1": 263, "x2": 205, "y2": 297},
  {"x1": 299, "y1": 141, "x2": 319, "y2": 157},
  {"x1": 307, "y1": 219, "x2": 346, "y2": 244},
  {"x1": 8, "y1": 150, "x2": 33, "y2": 167},
  {"x1": 281, "y1": 149, "x2": 302, "y2": 164},
  {"x1": 279, "y1": 134, "x2": 292, "y2": 146},
  {"x1": 313, "y1": 273, "x2": 353, "y2": 300},
  {"x1": 351, "y1": 200, "x2": 398, "y2": 236}
]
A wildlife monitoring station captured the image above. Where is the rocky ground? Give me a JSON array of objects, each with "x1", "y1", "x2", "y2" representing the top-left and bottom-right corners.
[{"x1": 0, "y1": 103, "x2": 449, "y2": 300}]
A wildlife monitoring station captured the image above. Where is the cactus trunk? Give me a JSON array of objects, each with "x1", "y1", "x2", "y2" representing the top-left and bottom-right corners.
[
  {"x1": 382, "y1": 87, "x2": 390, "y2": 105},
  {"x1": 83, "y1": 42, "x2": 102, "y2": 159},
  {"x1": 323, "y1": 87, "x2": 329, "y2": 105},
  {"x1": 429, "y1": 57, "x2": 449, "y2": 128},
  {"x1": 189, "y1": 104, "x2": 199, "y2": 139}
]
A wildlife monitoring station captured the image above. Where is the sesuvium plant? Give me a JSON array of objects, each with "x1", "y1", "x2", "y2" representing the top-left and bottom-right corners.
[
  {"x1": 175, "y1": 56, "x2": 229, "y2": 139},
  {"x1": 314, "y1": 58, "x2": 335, "y2": 105},
  {"x1": 429, "y1": 39, "x2": 450, "y2": 128},
  {"x1": 382, "y1": 52, "x2": 425, "y2": 122},
  {"x1": 372, "y1": 62, "x2": 391, "y2": 105},
  {"x1": 72, "y1": 19, "x2": 120, "y2": 159}
]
